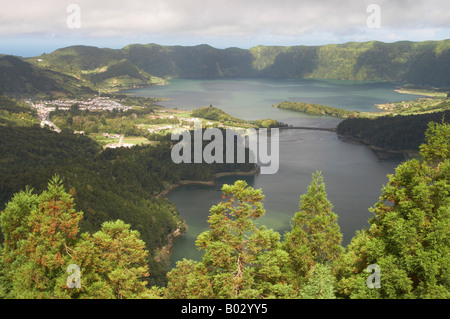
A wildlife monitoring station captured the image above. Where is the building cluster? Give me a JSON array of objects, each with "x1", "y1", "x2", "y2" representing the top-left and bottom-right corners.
[
  {"x1": 146, "y1": 117, "x2": 217, "y2": 134},
  {"x1": 34, "y1": 97, "x2": 131, "y2": 113},
  {"x1": 147, "y1": 125, "x2": 174, "y2": 133},
  {"x1": 102, "y1": 133, "x2": 121, "y2": 139},
  {"x1": 30, "y1": 97, "x2": 132, "y2": 133}
]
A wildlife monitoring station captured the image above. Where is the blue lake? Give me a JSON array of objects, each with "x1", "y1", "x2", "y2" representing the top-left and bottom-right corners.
[{"x1": 125, "y1": 78, "x2": 424, "y2": 266}]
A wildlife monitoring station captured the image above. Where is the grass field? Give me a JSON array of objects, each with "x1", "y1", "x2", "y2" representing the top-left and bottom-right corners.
[
  {"x1": 89, "y1": 133, "x2": 151, "y2": 148},
  {"x1": 122, "y1": 137, "x2": 151, "y2": 145}
]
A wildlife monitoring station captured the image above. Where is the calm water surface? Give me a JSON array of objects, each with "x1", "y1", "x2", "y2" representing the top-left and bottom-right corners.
[
  {"x1": 126, "y1": 78, "x2": 423, "y2": 266},
  {"x1": 126, "y1": 78, "x2": 421, "y2": 122}
]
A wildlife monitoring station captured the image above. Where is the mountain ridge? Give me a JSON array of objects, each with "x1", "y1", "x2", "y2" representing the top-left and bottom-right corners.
[{"x1": 3, "y1": 39, "x2": 450, "y2": 97}]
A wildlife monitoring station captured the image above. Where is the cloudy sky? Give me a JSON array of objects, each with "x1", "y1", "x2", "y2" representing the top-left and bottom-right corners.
[{"x1": 1, "y1": 0, "x2": 450, "y2": 56}]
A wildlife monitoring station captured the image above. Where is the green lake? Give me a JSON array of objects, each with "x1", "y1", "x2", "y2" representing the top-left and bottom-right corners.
[{"x1": 125, "y1": 78, "x2": 424, "y2": 266}]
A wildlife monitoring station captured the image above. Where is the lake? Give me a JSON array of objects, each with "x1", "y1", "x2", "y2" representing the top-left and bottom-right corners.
[{"x1": 125, "y1": 78, "x2": 423, "y2": 266}]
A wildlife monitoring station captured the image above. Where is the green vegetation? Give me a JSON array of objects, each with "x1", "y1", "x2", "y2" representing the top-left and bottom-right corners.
[
  {"x1": 191, "y1": 105, "x2": 249, "y2": 126},
  {"x1": 120, "y1": 44, "x2": 256, "y2": 79},
  {"x1": 0, "y1": 55, "x2": 94, "y2": 99},
  {"x1": 336, "y1": 121, "x2": 450, "y2": 298},
  {"x1": 0, "y1": 96, "x2": 39, "y2": 127},
  {"x1": 0, "y1": 177, "x2": 153, "y2": 298},
  {"x1": 252, "y1": 40, "x2": 450, "y2": 87},
  {"x1": 1, "y1": 47, "x2": 449, "y2": 298},
  {"x1": 167, "y1": 180, "x2": 293, "y2": 298},
  {"x1": 47, "y1": 100, "x2": 285, "y2": 147},
  {"x1": 252, "y1": 118, "x2": 287, "y2": 128},
  {"x1": 0, "y1": 113, "x2": 256, "y2": 285},
  {"x1": 273, "y1": 101, "x2": 357, "y2": 118},
  {"x1": 376, "y1": 96, "x2": 450, "y2": 116},
  {"x1": 283, "y1": 171, "x2": 344, "y2": 288},
  {"x1": 7, "y1": 39, "x2": 449, "y2": 99},
  {"x1": 337, "y1": 110, "x2": 450, "y2": 154},
  {"x1": 0, "y1": 91, "x2": 282, "y2": 157},
  {"x1": 50, "y1": 106, "x2": 158, "y2": 136},
  {"x1": 191, "y1": 105, "x2": 286, "y2": 128},
  {"x1": 272, "y1": 96, "x2": 450, "y2": 119},
  {"x1": 150, "y1": 121, "x2": 450, "y2": 299},
  {"x1": 86, "y1": 59, "x2": 165, "y2": 90},
  {"x1": 0, "y1": 120, "x2": 448, "y2": 298},
  {"x1": 26, "y1": 46, "x2": 166, "y2": 94}
]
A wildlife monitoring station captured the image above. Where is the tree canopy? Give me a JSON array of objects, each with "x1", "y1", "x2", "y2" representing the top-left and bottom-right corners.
[
  {"x1": 0, "y1": 121, "x2": 448, "y2": 299},
  {"x1": 0, "y1": 176, "x2": 152, "y2": 298}
]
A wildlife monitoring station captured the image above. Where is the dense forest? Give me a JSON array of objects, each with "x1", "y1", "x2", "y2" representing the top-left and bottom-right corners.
[
  {"x1": 0, "y1": 97, "x2": 256, "y2": 286},
  {"x1": 50, "y1": 105, "x2": 160, "y2": 136},
  {"x1": 2, "y1": 39, "x2": 449, "y2": 99},
  {"x1": 190, "y1": 105, "x2": 286, "y2": 128},
  {"x1": 273, "y1": 101, "x2": 357, "y2": 118},
  {"x1": 18, "y1": 39, "x2": 450, "y2": 94},
  {"x1": 0, "y1": 61, "x2": 449, "y2": 299},
  {"x1": 0, "y1": 55, "x2": 94, "y2": 98},
  {"x1": 0, "y1": 121, "x2": 448, "y2": 298},
  {"x1": 337, "y1": 110, "x2": 450, "y2": 151},
  {"x1": 190, "y1": 105, "x2": 251, "y2": 126}
]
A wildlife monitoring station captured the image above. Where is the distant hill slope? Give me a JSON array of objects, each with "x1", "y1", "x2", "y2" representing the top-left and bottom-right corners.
[
  {"x1": 337, "y1": 110, "x2": 450, "y2": 152},
  {"x1": 31, "y1": 40, "x2": 450, "y2": 87},
  {"x1": 27, "y1": 45, "x2": 166, "y2": 92},
  {"x1": 2, "y1": 39, "x2": 450, "y2": 98},
  {"x1": 0, "y1": 55, "x2": 94, "y2": 98},
  {"x1": 253, "y1": 40, "x2": 450, "y2": 86},
  {"x1": 121, "y1": 43, "x2": 256, "y2": 78}
]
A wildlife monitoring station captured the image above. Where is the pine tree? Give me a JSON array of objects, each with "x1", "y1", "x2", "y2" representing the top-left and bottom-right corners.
[
  {"x1": 166, "y1": 180, "x2": 295, "y2": 298},
  {"x1": 283, "y1": 171, "x2": 344, "y2": 289},
  {"x1": 337, "y1": 121, "x2": 450, "y2": 298},
  {"x1": 0, "y1": 176, "x2": 83, "y2": 298},
  {"x1": 88, "y1": 220, "x2": 151, "y2": 299},
  {"x1": 0, "y1": 186, "x2": 40, "y2": 297},
  {"x1": 419, "y1": 119, "x2": 450, "y2": 165},
  {"x1": 300, "y1": 264, "x2": 337, "y2": 299},
  {"x1": 0, "y1": 176, "x2": 152, "y2": 299},
  {"x1": 165, "y1": 259, "x2": 214, "y2": 299}
]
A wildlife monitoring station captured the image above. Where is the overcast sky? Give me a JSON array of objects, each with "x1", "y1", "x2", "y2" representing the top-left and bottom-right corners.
[{"x1": 1, "y1": 0, "x2": 450, "y2": 57}]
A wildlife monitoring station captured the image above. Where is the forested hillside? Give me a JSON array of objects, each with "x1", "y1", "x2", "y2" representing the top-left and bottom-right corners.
[
  {"x1": 0, "y1": 55, "x2": 94, "y2": 98},
  {"x1": 1, "y1": 121, "x2": 448, "y2": 298},
  {"x1": 0, "y1": 124, "x2": 256, "y2": 283},
  {"x1": 252, "y1": 40, "x2": 450, "y2": 86},
  {"x1": 18, "y1": 39, "x2": 450, "y2": 93},
  {"x1": 0, "y1": 97, "x2": 256, "y2": 285},
  {"x1": 337, "y1": 110, "x2": 450, "y2": 151},
  {"x1": 1, "y1": 38, "x2": 449, "y2": 299},
  {"x1": 273, "y1": 101, "x2": 357, "y2": 118}
]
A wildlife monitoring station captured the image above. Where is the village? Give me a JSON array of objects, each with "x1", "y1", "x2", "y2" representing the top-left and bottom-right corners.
[
  {"x1": 31, "y1": 97, "x2": 132, "y2": 124},
  {"x1": 27, "y1": 96, "x2": 239, "y2": 149},
  {"x1": 375, "y1": 95, "x2": 448, "y2": 116},
  {"x1": 28, "y1": 96, "x2": 134, "y2": 134}
]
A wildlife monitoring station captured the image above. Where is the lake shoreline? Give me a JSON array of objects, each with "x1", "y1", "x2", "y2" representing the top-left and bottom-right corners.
[
  {"x1": 155, "y1": 166, "x2": 261, "y2": 199},
  {"x1": 131, "y1": 78, "x2": 423, "y2": 267},
  {"x1": 154, "y1": 166, "x2": 260, "y2": 264},
  {"x1": 337, "y1": 134, "x2": 420, "y2": 160}
]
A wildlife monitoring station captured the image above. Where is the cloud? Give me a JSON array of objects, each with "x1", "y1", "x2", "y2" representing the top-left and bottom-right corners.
[{"x1": 1, "y1": 0, "x2": 450, "y2": 47}]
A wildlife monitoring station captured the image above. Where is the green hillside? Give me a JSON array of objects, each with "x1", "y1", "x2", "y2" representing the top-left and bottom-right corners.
[
  {"x1": 121, "y1": 43, "x2": 256, "y2": 78},
  {"x1": 0, "y1": 95, "x2": 39, "y2": 126},
  {"x1": 120, "y1": 40, "x2": 450, "y2": 87},
  {"x1": 3, "y1": 39, "x2": 450, "y2": 98},
  {"x1": 26, "y1": 45, "x2": 166, "y2": 93},
  {"x1": 337, "y1": 109, "x2": 450, "y2": 152},
  {"x1": 273, "y1": 101, "x2": 356, "y2": 118},
  {"x1": 0, "y1": 55, "x2": 94, "y2": 98},
  {"x1": 252, "y1": 40, "x2": 450, "y2": 86},
  {"x1": 40, "y1": 40, "x2": 450, "y2": 87}
]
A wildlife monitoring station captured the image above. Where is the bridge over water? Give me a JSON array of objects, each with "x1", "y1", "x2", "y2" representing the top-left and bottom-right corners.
[{"x1": 279, "y1": 126, "x2": 337, "y2": 132}]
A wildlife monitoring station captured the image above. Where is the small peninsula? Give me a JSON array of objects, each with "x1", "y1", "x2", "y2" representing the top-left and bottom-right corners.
[{"x1": 273, "y1": 101, "x2": 358, "y2": 118}]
